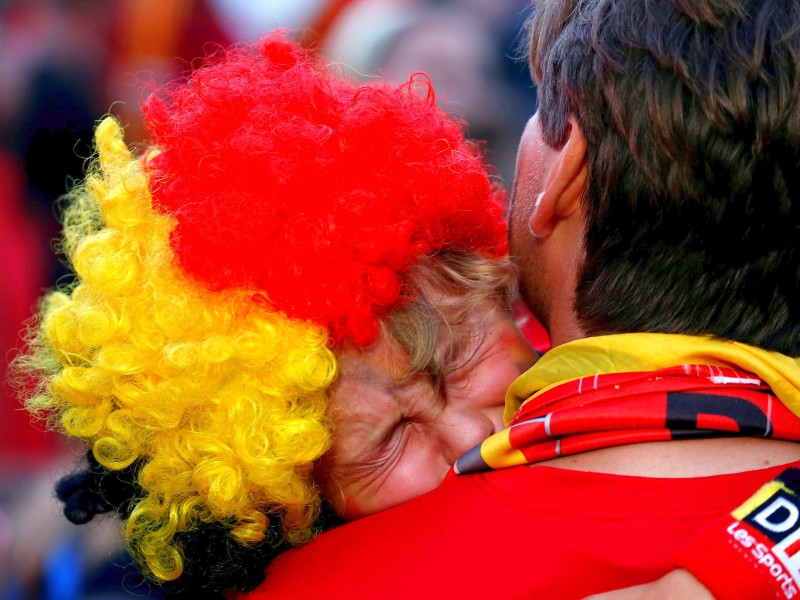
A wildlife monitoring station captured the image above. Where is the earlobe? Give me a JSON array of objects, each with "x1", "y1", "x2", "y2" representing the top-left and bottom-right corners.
[
  {"x1": 528, "y1": 117, "x2": 588, "y2": 238},
  {"x1": 527, "y1": 194, "x2": 548, "y2": 238}
]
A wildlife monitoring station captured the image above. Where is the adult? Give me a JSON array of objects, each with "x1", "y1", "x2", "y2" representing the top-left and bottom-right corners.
[{"x1": 245, "y1": 0, "x2": 800, "y2": 597}]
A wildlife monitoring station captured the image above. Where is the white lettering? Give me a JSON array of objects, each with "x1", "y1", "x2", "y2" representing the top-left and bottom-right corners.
[
  {"x1": 728, "y1": 523, "x2": 800, "y2": 599},
  {"x1": 773, "y1": 522, "x2": 800, "y2": 582},
  {"x1": 733, "y1": 527, "x2": 755, "y2": 547},
  {"x1": 754, "y1": 542, "x2": 769, "y2": 560},
  {"x1": 755, "y1": 498, "x2": 800, "y2": 533}
]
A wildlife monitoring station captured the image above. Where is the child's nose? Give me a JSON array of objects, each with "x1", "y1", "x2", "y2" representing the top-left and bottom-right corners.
[{"x1": 437, "y1": 409, "x2": 497, "y2": 466}]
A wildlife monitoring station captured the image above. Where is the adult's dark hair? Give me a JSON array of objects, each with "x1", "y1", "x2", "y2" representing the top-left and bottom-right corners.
[{"x1": 527, "y1": 0, "x2": 800, "y2": 354}]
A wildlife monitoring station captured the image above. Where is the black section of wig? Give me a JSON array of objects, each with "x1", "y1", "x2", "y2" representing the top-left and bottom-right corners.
[
  {"x1": 55, "y1": 450, "x2": 139, "y2": 524},
  {"x1": 54, "y1": 450, "x2": 344, "y2": 597}
]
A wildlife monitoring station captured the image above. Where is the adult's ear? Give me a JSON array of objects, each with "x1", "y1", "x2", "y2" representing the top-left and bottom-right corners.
[{"x1": 528, "y1": 116, "x2": 587, "y2": 238}]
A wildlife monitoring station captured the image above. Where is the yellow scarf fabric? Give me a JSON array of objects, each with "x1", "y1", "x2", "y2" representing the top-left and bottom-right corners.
[{"x1": 505, "y1": 333, "x2": 800, "y2": 425}]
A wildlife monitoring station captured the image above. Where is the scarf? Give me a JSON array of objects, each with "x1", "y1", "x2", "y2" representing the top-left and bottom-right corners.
[{"x1": 454, "y1": 333, "x2": 800, "y2": 475}]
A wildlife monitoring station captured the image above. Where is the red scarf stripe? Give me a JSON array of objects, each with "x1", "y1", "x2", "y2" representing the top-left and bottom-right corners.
[{"x1": 455, "y1": 365, "x2": 800, "y2": 476}]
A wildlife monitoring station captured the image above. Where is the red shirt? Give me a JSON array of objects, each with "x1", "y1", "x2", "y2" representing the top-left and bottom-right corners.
[{"x1": 243, "y1": 463, "x2": 800, "y2": 599}]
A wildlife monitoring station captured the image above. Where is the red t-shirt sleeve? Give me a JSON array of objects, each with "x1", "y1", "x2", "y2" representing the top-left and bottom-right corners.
[{"x1": 674, "y1": 468, "x2": 800, "y2": 599}]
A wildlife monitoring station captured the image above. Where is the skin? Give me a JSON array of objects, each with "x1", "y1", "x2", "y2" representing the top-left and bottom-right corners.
[
  {"x1": 318, "y1": 298, "x2": 537, "y2": 519},
  {"x1": 508, "y1": 113, "x2": 587, "y2": 347},
  {"x1": 508, "y1": 114, "x2": 554, "y2": 330},
  {"x1": 584, "y1": 569, "x2": 713, "y2": 600}
]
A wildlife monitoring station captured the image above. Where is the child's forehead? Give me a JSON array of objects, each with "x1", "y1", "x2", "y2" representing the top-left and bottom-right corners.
[{"x1": 330, "y1": 343, "x2": 440, "y2": 422}]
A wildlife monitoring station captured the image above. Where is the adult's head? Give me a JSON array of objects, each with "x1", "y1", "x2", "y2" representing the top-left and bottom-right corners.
[
  {"x1": 16, "y1": 31, "x2": 518, "y2": 594},
  {"x1": 511, "y1": 0, "x2": 800, "y2": 352}
]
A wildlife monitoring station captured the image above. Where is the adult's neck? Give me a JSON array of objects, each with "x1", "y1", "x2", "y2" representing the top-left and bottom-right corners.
[
  {"x1": 543, "y1": 301, "x2": 586, "y2": 349},
  {"x1": 547, "y1": 323, "x2": 585, "y2": 349}
]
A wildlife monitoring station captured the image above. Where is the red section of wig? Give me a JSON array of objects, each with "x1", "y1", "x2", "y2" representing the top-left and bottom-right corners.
[{"x1": 143, "y1": 31, "x2": 506, "y2": 346}]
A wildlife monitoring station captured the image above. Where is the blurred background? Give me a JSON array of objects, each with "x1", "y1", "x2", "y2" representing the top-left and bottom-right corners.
[{"x1": 0, "y1": 0, "x2": 538, "y2": 597}]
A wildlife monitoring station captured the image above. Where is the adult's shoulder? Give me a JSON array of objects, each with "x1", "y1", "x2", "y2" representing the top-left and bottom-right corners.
[
  {"x1": 242, "y1": 469, "x2": 533, "y2": 599},
  {"x1": 239, "y1": 462, "x2": 800, "y2": 599}
]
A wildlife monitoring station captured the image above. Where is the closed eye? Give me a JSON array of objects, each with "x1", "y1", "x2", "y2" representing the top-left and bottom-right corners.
[{"x1": 332, "y1": 420, "x2": 411, "y2": 483}]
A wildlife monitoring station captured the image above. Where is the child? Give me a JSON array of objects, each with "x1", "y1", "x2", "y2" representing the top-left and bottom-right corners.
[
  {"x1": 319, "y1": 252, "x2": 537, "y2": 519},
  {"x1": 14, "y1": 31, "x2": 536, "y2": 597}
]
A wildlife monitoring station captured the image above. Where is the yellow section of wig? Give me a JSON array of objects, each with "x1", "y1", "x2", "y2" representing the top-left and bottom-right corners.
[{"x1": 24, "y1": 117, "x2": 336, "y2": 582}]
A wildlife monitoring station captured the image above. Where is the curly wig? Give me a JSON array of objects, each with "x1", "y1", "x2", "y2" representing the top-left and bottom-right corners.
[{"x1": 17, "y1": 31, "x2": 506, "y2": 594}]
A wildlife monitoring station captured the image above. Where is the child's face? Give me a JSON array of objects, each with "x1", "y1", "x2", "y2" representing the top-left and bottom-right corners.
[{"x1": 317, "y1": 300, "x2": 537, "y2": 520}]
